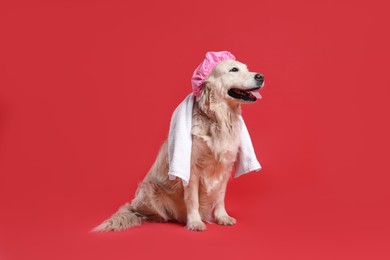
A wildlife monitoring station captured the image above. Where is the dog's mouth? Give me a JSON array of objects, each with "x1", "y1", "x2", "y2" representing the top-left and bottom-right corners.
[{"x1": 227, "y1": 87, "x2": 262, "y2": 102}]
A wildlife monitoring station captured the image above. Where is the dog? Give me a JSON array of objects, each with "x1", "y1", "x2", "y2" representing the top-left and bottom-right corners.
[{"x1": 93, "y1": 58, "x2": 264, "y2": 231}]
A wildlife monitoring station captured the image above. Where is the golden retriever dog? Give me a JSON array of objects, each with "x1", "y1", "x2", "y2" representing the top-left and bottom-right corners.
[{"x1": 93, "y1": 59, "x2": 264, "y2": 231}]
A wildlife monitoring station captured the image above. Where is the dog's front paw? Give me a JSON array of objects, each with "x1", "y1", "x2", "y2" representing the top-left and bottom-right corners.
[
  {"x1": 186, "y1": 221, "x2": 207, "y2": 231},
  {"x1": 216, "y1": 215, "x2": 236, "y2": 226}
]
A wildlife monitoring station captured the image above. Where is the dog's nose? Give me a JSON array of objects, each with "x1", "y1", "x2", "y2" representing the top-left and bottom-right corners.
[{"x1": 254, "y1": 74, "x2": 264, "y2": 82}]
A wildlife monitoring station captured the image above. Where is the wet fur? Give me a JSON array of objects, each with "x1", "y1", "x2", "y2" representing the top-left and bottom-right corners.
[{"x1": 93, "y1": 60, "x2": 260, "y2": 231}]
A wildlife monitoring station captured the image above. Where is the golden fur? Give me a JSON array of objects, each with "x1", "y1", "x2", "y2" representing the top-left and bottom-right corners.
[{"x1": 93, "y1": 59, "x2": 263, "y2": 231}]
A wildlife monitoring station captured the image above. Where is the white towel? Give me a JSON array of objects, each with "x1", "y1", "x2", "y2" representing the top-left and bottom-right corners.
[{"x1": 168, "y1": 93, "x2": 261, "y2": 185}]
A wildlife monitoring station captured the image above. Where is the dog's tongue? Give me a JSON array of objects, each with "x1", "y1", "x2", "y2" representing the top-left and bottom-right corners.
[{"x1": 251, "y1": 91, "x2": 262, "y2": 99}]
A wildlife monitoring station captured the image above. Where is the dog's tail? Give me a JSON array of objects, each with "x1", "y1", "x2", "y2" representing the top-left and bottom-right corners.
[{"x1": 92, "y1": 203, "x2": 143, "y2": 232}]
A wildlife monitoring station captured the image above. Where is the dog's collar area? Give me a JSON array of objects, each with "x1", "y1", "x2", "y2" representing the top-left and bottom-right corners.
[{"x1": 228, "y1": 87, "x2": 261, "y2": 102}]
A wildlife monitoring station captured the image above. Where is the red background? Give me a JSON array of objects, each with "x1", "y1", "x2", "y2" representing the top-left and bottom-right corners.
[{"x1": 1, "y1": 0, "x2": 389, "y2": 259}]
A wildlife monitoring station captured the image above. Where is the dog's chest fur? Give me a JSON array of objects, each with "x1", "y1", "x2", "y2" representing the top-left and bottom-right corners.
[
  {"x1": 192, "y1": 103, "x2": 241, "y2": 160},
  {"x1": 191, "y1": 101, "x2": 241, "y2": 196},
  {"x1": 192, "y1": 123, "x2": 240, "y2": 165}
]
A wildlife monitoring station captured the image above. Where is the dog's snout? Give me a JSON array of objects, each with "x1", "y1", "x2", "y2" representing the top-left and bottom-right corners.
[{"x1": 254, "y1": 73, "x2": 264, "y2": 82}]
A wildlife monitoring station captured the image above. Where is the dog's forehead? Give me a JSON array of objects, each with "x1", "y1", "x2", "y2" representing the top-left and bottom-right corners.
[{"x1": 215, "y1": 60, "x2": 248, "y2": 71}]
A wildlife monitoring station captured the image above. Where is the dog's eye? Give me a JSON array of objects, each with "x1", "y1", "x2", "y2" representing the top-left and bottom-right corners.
[{"x1": 229, "y1": 67, "x2": 239, "y2": 72}]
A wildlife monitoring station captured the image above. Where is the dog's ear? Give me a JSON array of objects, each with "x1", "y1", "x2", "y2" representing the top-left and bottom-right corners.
[{"x1": 197, "y1": 81, "x2": 217, "y2": 115}]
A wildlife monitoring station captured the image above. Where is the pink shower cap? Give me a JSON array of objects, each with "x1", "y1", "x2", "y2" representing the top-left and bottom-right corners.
[{"x1": 191, "y1": 51, "x2": 236, "y2": 97}]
